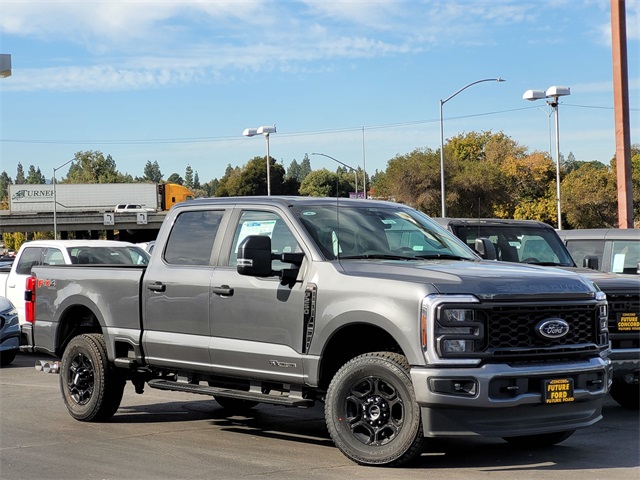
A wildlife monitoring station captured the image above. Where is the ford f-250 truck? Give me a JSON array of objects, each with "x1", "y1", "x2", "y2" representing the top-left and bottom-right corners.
[
  {"x1": 434, "y1": 217, "x2": 640, "y2": 410},
  {"x1": 21, "y1": 197, "x2": 612, "y2": 467}
]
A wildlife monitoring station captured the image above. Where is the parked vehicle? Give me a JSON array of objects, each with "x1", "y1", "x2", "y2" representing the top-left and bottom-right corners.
[
  {"x1": 0, "y1": 240, "x2": 149, "y2": 331},
  {"x1": 557, "y1": 228, "x2": 639, "y2": 276},
  {"x1": 0, "y1": 296, "x2": 19, "y2": 366},
  {"x1": 434, "y1": 218, "x2": 640, "y2": 410},
  {"x1": 23, "y1": 198, "x2": 611, "y2": 466},
  {"x1": 8, "y1": 183, "x2": 193, "y2": 213}
]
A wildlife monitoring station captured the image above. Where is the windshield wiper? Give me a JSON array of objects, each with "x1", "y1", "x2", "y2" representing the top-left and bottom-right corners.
[
  {"x1": 339, "y1": 254, "x2": 418, "y2": 261},
  {"x1": 522, "y1": 261, "x2": 569, "y2": 267}
]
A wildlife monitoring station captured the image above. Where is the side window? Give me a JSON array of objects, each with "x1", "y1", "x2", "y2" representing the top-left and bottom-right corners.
[
  {"x1": 565, "y1": 240, "x2": 605, "y2": 268},
  {"x1": 15, "y1": 247, "x2": 45, "y2": 275},
  {"x1": 164, "y1": 210, "x2": 224, "y2": 265},
  {"x1": 229, "y1": 211, "x2": 301, "y2": 269},
  {"x1": 43, "y1": 248, "x2": 65, "y2": 265},
  {"x1": 610, "y1": 240, "x2": 640, "y2": 274}
]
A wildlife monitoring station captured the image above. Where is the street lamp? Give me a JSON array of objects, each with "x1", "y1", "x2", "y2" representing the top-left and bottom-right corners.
[
  {"x1": 523, "y1": 86, "x2": 571, "y2": 230},
  {"x1": 243, "y1": 125, "x2": 276, "y2": 196},
  {"x1": 439, "y1": 77, "x2": 505, "y2": 217},
  {"x1": 311, "y1": 153, "x2": 358, "y2": 198},
  {"x1": 52, "y1": 159, "x2": 74, "y2": 240}
]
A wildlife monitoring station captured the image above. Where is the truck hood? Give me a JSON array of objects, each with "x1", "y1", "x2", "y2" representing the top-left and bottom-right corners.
[
  {"x1": 338, "y1": 259, "x2": 598, "y2": 300},
  {"x1": 560, "y1": 267, "x2": 640, "y2": 293}
]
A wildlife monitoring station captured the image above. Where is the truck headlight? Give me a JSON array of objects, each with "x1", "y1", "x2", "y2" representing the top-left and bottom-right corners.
[{"x1": 435, "y1": 305, "x2": 485, "y2": 358}]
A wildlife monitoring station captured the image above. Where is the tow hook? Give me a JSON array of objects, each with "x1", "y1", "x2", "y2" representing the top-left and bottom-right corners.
[{"x1": 35, "y1": 360, "x2": 60, "y2": 374}]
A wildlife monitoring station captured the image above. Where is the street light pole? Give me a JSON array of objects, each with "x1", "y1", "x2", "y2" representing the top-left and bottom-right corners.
[
  {"x1": 243, "y1": 125, "x2": 276, "y2": 196},
  {"x1": 311, "y1": 153, "x2": 358, "y2": 198},
  {"x1": 52, "y1": 159, "x2": 74, "y2": 240},
  {"x1": 523, "y1": 86, "x2": 570, "y2": 230},
  {"x1": 439, "y1": 77, "x2": 505, "y2": 217}
]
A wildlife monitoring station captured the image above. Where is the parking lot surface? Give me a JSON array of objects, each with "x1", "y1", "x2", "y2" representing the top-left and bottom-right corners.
[{"x1": 1, "y1": 353, "x2": 638, "y2": 480}]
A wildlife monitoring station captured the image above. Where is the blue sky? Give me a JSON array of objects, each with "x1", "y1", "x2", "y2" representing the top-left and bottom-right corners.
[{"x1": 1, "y1": 0, "x2": 638, "y2": 186}]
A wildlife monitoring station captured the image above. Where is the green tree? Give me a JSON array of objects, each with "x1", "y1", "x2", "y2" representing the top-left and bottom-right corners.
[
  {"x1": 167, "y1": 173, "x2": 184, "y2": 185},
  {"x1": 64, "y1": 151, "x2": 130, "y2": 183},
  {"x1": 0, "y1": 171, "x2": 12, "y2": 205},
  {"x1": 15, "y1": 163, "x2": 26, "y2": 184},
  {"x1": 299, "y1": 169, "x2": 343, "y2": 197},
  {"x1": 143, "y1": 161, "x2": 163, "y2": 183},
  {"x1": 287, "y1": 159, "x2": 301, "y2": 181},
  {"x1": 193, "y1": 172, "x2": 201, "y2": 190},
  {"x1": 26, "y1": 165, "x2": 46, "y2": 184},
  {"x1": 184, "y1": 165, "x2": 194, "y2": 189},
  {"x1": 299, "y1": 154, "x2": 312, "y2": 180}
]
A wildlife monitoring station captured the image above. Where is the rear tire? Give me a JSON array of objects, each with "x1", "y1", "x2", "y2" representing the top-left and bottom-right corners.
[
  {"x1": 325, "y1": 352, "x2": 425, "y2": 466},
  {"x1": 610, "y1": 378, "x2": 640, "y2": 410},
  {"x1": 0, "y1": 349, "x2": 17, "y2": 367},
  {"x1": 60, "y1": 334, "x2": 126, "y2": 421},
  {"x1": 503, "y1": 430, "x2": 575, "y2": 446}
]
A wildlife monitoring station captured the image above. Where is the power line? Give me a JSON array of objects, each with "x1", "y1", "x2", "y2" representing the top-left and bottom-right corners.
[{"x1": 0, "y1": 104, "x2": 631, "y2": 146}]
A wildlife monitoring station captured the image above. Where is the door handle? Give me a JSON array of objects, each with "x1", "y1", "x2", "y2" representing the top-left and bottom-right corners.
[
  {"x1": 212, "y1": 285, "x2": 234, "y2": 296},
  {"x1": 147, "y1": 282, "x2": 166, "y2": 292}
]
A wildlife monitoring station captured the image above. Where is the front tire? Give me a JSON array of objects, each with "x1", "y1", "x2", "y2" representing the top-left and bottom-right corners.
[
  {"x1": 325, "y1": 352, "x2": 425, "y2": 466},
  {"x1": 60, "y1": 334, "x2": 126, "y2": 422}
]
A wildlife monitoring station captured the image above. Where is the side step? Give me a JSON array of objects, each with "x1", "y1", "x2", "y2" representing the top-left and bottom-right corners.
[{"x1": 147, "y1": 379, "x2": 314, "y2": 407}]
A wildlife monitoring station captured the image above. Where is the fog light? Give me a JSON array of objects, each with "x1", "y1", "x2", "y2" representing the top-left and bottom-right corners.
[{"x1": 430, "y1": 378, "x2": 478, "y2": 396}]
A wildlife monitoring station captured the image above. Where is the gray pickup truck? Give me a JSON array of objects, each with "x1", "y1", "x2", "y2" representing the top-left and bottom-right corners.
[
  {"x1": 434, "y1": 218, "x2": 639, "y2": 410},
  {"x1": 22, "y1": 197, "x2": 612, "y2": 467}
]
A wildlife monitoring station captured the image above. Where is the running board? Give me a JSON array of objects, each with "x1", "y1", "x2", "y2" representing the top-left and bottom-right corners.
[{"x1": 147, "y1": 379, "x2": 314, "y2": 407}]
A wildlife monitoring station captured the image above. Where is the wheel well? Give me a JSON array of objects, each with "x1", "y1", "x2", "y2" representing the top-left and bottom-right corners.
[
  {"x1": 318, "y1": 324, "x2": 403, "y2": 390},
  {"x1": 55, "y1": 305, "x2": 102, "y2": 357}
]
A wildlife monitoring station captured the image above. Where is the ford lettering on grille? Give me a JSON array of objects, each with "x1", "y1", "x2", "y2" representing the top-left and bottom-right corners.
[{"x1": 536, "y1": 319, "x2": 570, "y2": 339}]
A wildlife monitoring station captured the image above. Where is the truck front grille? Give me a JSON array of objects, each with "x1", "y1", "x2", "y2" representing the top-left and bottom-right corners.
[
  {"x1": 607, "y1": 293, "x2": 640, "y2": 349},
  {"x1": 485, "y1": 303, "x2": 601, "y2": 355}
]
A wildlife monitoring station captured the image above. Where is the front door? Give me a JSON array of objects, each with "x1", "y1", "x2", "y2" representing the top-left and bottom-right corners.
[{"x1": 209, "y1": 208, "x2": 308, "y2": 383}]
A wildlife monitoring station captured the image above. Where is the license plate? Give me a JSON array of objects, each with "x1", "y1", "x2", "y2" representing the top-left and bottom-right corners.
[
  {"x1": 544, "y1": 378, "x2": 574, "y2": 404},
  {"x1": 617, "y1": 312, "x2": 640, "y2": 332}
]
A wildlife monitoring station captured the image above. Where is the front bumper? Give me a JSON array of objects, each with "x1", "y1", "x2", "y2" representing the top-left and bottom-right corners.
[{"x1": 410, "y1": 356, "x2": 612, "y2": 437}]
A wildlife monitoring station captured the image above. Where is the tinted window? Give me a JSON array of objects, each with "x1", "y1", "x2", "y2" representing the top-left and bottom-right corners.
[
  {"x1": 164, "y1": 210, "x2": 224, "y2": 265},
  {"x1": 68, "y1": 246, "x2": 150, "y2": 265},
  {"x1": 15, "y1": 247, "x2": 45, "y2": 275},
  {"x1": 565, "y1": 240, "x2": 605, "y2": 269}
]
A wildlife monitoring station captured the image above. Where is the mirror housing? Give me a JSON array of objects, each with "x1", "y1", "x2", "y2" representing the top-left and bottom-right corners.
[
  {"x1": 583, "y1": 255, "x2": 599, "y2": 270},
  {"x1": 474, "y1": 238, "x2": 497, "y2": 260},
  {"x1": 237, "y1": 235, "x2": 273, "y2": 277}
]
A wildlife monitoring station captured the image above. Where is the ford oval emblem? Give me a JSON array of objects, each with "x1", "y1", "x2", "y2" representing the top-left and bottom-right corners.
[{"x1": 536, "y1": 318, "x2": 570, "y2": 339}]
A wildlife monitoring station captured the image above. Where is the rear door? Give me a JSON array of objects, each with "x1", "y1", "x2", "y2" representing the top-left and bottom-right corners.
[{"x1": 142, "y1": 207, "x2": 227, "y2": 372}]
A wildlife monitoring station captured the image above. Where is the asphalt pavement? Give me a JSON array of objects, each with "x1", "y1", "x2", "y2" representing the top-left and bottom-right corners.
[{"x1": 1, "y1": 353, "x2": 638, "y2": 480}]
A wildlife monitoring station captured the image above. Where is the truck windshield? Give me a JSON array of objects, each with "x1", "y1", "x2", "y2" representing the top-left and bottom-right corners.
[
  {"x1": 291, "y1": 204, "x2": 477, "y2": 261},
  {"x1": 453, "y1": 225, "x2": 575, "y2": 266}
]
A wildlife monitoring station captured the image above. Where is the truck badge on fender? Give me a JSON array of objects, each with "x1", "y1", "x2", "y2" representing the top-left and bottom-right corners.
[{"x1": 536, "y1": 319, "x2": 570, "y2": 339}]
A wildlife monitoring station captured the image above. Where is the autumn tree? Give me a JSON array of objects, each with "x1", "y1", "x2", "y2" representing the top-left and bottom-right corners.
[{"x1": 562, "y1": 162, "x2": 617, "y2": 228}]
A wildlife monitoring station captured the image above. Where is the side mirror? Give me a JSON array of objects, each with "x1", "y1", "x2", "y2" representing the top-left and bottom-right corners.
[
  {"x1": 583, "y1": 255, "x2": 599, "y2": 270},
  {"x1": 474, "y1": 238, "x2": 497, "y2": 260},
  {"x1": 237, "y1": 235, "x2": 273, "y2": 277}
]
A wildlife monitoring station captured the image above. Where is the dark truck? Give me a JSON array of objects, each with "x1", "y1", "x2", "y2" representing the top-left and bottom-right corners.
[
  {"x1": 434, "y1": 218, "x2": 639, "y2": 410},
  {"x1": 22, "y1": 198, "x2": 611, "y2": 467}
]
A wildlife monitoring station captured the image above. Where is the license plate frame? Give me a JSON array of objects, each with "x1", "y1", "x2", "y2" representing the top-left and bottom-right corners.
[
  {"x1": 617, "y1": 312, "x2": 640, "y2": 332},
  {"x1": 543, "y1": 378, "x2": 575, "y2": 404}
]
